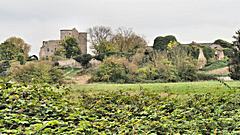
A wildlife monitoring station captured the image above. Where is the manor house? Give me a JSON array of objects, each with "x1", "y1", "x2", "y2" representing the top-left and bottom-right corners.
[{"x1": 39, "y1": 28, "x2": 87, "y2": 59}]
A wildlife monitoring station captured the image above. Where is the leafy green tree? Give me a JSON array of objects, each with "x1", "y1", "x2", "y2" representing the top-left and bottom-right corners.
[
  {"x1": 61, "y1": 37, "x2": 81, "y2": 58},
  {"x1": 88, "y1": 26, "x2": 113, "y2": 54},
  {"x1": 6, "y1": 37, "x2": 30, "y2": 58},
  {"x1": 0, "y1": 37, "x2": 30, "y2": 63},
  {"x1": 153, "y1": 35, "x2": 178, "y2": 51},
  {"x1": 0, "y1": 41, "x2": 18, "y2": 60},
  {"x1": 229, "y1": 30, "x2": 240, "y2": 80},
  {"x1": 74, "y1": 54, "x2": 92, "y2": 68}
]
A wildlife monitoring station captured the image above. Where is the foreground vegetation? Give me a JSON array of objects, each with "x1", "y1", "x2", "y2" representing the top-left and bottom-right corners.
[{"x1": 1, "y1": 81, "x2": 240, "y2": 134}]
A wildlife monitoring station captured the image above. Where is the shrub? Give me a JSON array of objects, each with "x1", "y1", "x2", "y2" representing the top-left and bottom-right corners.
[
  {"x1": 74, "y1": 54, "x2": 92, "y2": 68},
  {"x1": 10, "y1": 61, "x2": 63, "y2": 84},
  {"x1": 91, "y1": 57, "x2": 130, "y2": 83},
  {"x1": 136, "y1": 65, "x2": 159, "y2": 81}
]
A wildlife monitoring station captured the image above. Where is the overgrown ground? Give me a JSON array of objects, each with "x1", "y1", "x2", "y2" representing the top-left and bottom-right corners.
[{"x1": 1, "y1": 81, "x2": 240, "y2": 134}]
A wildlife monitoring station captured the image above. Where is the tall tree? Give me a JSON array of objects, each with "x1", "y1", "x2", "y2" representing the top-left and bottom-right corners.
[
  {"x1": 0, "y1": 37, "x2": 30, "y2": 63},
  {"x1": 88, "y1": 26, "x2": 113, "y2": 54},
  {"x1": 111, "y1": 28, "x2": 147, "y2": 53},
  {"x1": 229, "y1": 30, "x2": 240, "y2": 80}
]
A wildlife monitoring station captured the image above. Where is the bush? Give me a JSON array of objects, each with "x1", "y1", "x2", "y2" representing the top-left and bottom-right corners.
[
  {"x1": 74, "y1": 54, "x2": 92, "y2": 68},
  {"x1": 10, "y1": 61, "x2": 63, "y2": 84},
  {"x1": 136, "y1": 65, "x2": 159, "y2": 81},
  {"x1": 91, "y1": 57, "x2": 131, "y2": 83}
]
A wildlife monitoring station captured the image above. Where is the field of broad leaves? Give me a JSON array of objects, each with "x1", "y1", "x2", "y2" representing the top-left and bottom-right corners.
[{"x1": 0, "y1": 82, "x2": 240, "y2": 134}]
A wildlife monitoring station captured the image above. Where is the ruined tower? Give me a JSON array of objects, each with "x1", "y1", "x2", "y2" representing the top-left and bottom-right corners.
[{"x1": 39, "y1": 28, "x2": 87, "y2": 59}]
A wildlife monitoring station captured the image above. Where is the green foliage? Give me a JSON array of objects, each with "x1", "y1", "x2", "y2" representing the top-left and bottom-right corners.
[
  {"x1": 91, "y1": 57, "x2": 129, "y2": 83},
  {"x1": 89, "y1": 26, "x2": 147, "y2": 55},
  {"x1": 0, "y1": 82, "x2": 74, "y2": 134},
  {"x1": 180, "y1": 45, "x2": 200, "y2": 59},
  {"x1": 69, "y1": 92, "x2": 240, "y2": 134},
  {"x1": 136, "y1": 65, "x2": 159, "y2": 81},
  {"x1": 0, "y1": 37, "x2": 30, "y2": 64},
  {"x1": 112, "y1": 29, "x2": 147, "y2": 53},
  {"x1": 170, "y1": 47, "x2": 198, "y2": 81},
  {"x1": 202, "y1": 59, "x2": 229, "y2": 71},
  {"x1": 153, "y1": 35, "x2": 178, "y2": 51},
  {"x1": 1, "y1": 81, "x2": 240, "y2": 134},
  {"x1": 214, "y1": 39, "x2": 232, "y2": 48},
  {"x1": 94, "y1": 40, "x2": 117, "y2": 54},
  {"x1": 92, "y1": 46, "x2": 198, "y2": 83},
  {"x1": 10, "y1": 61, "x2": 63, "y2": 84},
  {"x1": 61, "y1": 37, "x2": 81, "y2": 58},
  {"x1": 202, "y1": 46, "x2": 215, "y2": 62},
  {"x1": 148, "y1": 52, "x2": 179, "y2": 82},
  {"x1": 230, "y1": 30, "x2": 240, "y2": 80},
  {"x1": 94, "y1": 52, "x2": 133, "y2": 61},
  {"x1": 223, "y1": 48, "x2": 234, "y2": 58},
  {"x1": 0, "y1": 61, "x2": 10, "y2": 76},
  {"x1": 74, "y1": 54, "x2": 92, "y2": 68},
  {"x1": 0, "y1": 41, "x2": 19, "y2": 61}
]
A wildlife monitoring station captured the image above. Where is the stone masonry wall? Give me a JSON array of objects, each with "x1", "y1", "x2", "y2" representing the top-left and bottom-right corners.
[{"x1": 40, "y1": 28, "x2": 87, "y2": 59}]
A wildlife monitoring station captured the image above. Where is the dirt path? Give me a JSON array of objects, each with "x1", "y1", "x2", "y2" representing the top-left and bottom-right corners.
[{"x1": 73, "y1": 75, "x2": 92, "y2": 84}]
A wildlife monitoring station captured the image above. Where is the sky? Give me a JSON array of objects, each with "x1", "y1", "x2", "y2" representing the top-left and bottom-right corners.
[{"x1": 0, "y1": 0, "x2": 239, "y2": 55}]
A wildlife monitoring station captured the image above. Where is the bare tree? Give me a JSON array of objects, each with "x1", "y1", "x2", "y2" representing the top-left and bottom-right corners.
[
  {"x1": 88, "y1": 26, "x2": 113, "y2": 54},
  {"x1": 112, "y1": 27, "x2": 147, "y2": 53}
]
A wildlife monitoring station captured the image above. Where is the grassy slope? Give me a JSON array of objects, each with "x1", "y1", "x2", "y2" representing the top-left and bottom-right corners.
[
  {"x1": 202, "y1": 60, "x2": 229, "y2": 71},
  {"x1": 70, "y1": 81, "x2": 240, "y2": 95}
]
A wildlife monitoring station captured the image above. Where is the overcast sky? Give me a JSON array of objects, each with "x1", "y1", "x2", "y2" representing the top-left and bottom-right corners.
[{"x1": 0, "y1": 0, "x2": 239, "y2": 55}]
